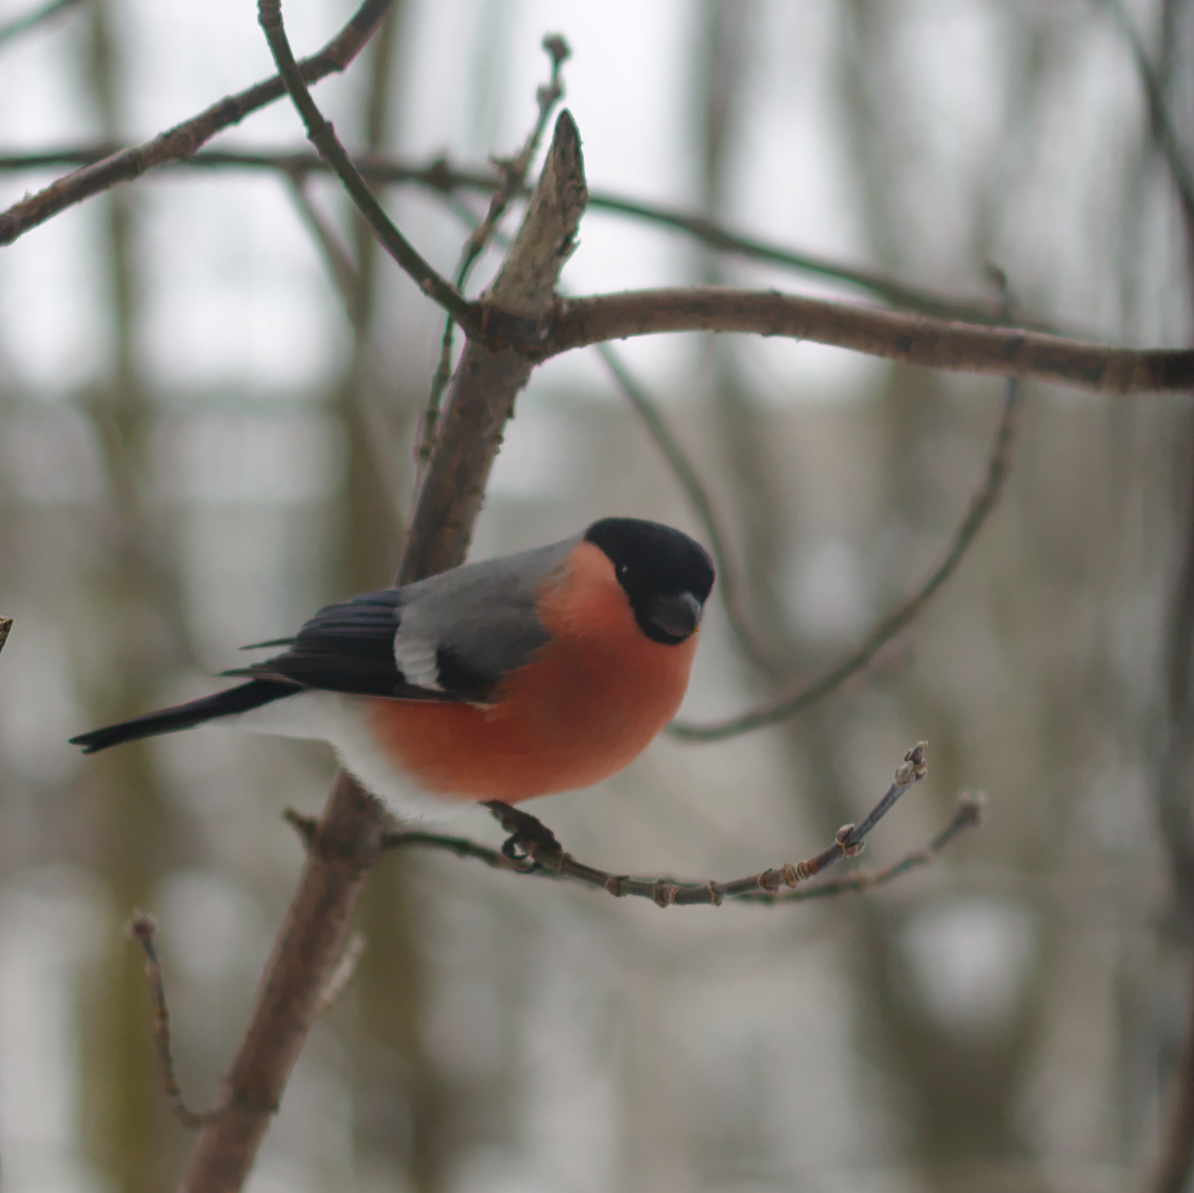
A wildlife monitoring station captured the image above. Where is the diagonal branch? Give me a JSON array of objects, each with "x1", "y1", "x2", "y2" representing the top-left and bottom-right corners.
[
  {"x1": 127, "y1": 912, "x2": 226, "y2": 1130},
  {"x1": 673, "y1": 374, "x2": 1022, "y2": 741},
  {"x1": 420, "y1": 34, "x2": 571, "y2": 467},
  {"x1": 1104, "y1": 0, "x2": 1194, "y2": 226},
  {"x1": 594, "y1": 341, "x2": 777, "y2": 674},
  {"x1": 0, "y1": 0, "x2": 86, "y2": 46},
  {"x1": 454, "y1": 34, "x2": 570, "y2": 292},
  {"x1": 0, "y1": 0, "x2": 393, "y2": 246},
  {"x1": 257, "y1": 0, "x2": 475, "y2": 330},
  {"x1": 397, "y1": 108, "x2": 587, "y2": 580}
]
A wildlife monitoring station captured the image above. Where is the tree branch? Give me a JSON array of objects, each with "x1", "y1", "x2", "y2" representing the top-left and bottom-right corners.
[
  {"x1": 672, "y1": 373, "x2": 1022, "y2": 741},
  {"x1": 386, "y1": 793, "x2": 980, "y2": 904},
  {"x1": 381, "y1": 745, "x2": 981, "y2": 908},
  {"x1": 1104, "y1": 0, "x2": 1194, "y2": 227},
  {"x1": 0, "y1": 143, "x2": 1063, "y2": 328},
  {"x1": 534, "y1": 288, "x2": 1194, "y2": 395},
  {"x1": 0, "y1": 0, "x2": 393, "y2": 246},
  {"x1": 397, "y1": 109, "x2": 587, "y2": 580},
  {"x1": 478, "y1": 743, "x2": 929, "y2": 907},
  {"x1": 6, "y1": 141, "x2": 1191, "y2": 393},
  {"x1": 257, "y1": 0, "x2": 475, "y2": 330},
  {"x1": 594, "y1": 341, "x2": 777, "y2": 674},
  {"x1": 177, "y1": 106, "x2": 587, "y2": 1193},
  {"x1": 420, "y1": 33, "x2": 571, "y2": 468},
  {"x1": 127, "y1": 912, "x2": 226, "y2": 1130},
  {"x1": 0, "y1": 0, "x2": 86, "y2": 46}
]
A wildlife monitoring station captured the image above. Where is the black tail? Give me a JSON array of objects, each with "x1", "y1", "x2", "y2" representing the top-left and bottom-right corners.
[{"x1": 69, "y1": 679, "x2": 298, "y2": 754}]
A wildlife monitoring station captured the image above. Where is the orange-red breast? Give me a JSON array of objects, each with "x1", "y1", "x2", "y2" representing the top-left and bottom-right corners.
[{"x1": 70, "y1": 518, "x2": 715, "y2": 818}]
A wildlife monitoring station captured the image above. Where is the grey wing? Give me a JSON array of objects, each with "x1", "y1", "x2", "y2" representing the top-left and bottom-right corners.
[
  {"x1": 394, "y1": 535, "x2": 578, "y2": 700},
  {"x1": 227, "y1": 535, "x2": 577, "y2": 703}
]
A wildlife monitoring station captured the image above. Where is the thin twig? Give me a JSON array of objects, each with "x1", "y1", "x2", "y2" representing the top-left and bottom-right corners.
[
  {"x1": 0, "y1": 146, "x2": 1047, "y2": 328},
  {"x1": 0, "y1": 616, "x2": 11, "y2": 655},
  {"x1": 383, "y1": 793, "x2": 981, "y2": 905},
  {"x1": 486, "y1": 744, "x2": 925, "y2": 904},
  {"x1": 458, "y1": 34, "x2": 570, "y2": 291},
  {"x1": 420, "y1": 34, "x2": 570, "y2": 468},
  {"x1": 671, "y1": 374, "x2": 1022, "y2": 741},
  {"x1": 1104, "y1": 0, "x2": 1194, "y2": 226},
  {"x1": 286, "y1": 175, "x2": 365, "y2": 329},
  {"x1": 257, "y1": 0, "x2": 476, "y2": 332},
  {"x1": 284, "y1": 175, "x2": 409, "y2": 527},
  {"x1": 127, "y1": 912, "x2": 227, "y2": 1130},
  {"x1": 0, "y1": 0, "x2": 394, "y2": 246},
  {"x1": 595, "y1": 342, "x2": 777, "y2": 674},
  {"x1": 383, "y1": 746, "x2": 975, "y2": 907},
  {"x1": 0, "y1": 0, "x2": 85, "y2": 46}
]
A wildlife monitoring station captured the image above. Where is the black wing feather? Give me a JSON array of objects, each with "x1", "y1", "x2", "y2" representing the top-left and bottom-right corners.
[{"x1": 227, "y1": 588, "x2": 475, "y2": 701}]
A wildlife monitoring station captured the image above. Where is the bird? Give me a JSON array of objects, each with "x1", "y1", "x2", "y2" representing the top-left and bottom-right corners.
[{"x1": 70, "y1": 517, "x2": 715, "y2": 818}]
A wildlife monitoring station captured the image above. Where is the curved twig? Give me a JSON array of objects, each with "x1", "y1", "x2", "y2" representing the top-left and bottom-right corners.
[
  {"x1": 127, "y1": 913, "x2": 228, "y2": 1129},
  {"x1": 671, "y1": 376, "x2": 1021, "y2": 741},
  {"x1": 421, "y1": 34, "x2": 571, "y2": 467},
  {"x1": 257, "y1": 0, "x2": 476, "y2": 331},
  {"x1": 1104, "y1": 0, "x2": 1194, "y2": 225},
  {"x1": 381, "y1": 745, "x2": 982, "y2": 908},
  {"x1": 594, "y1": 342, "x2": 777, "y2": 674},
  {"x1": 0, "y1": 0, "x2": 86, "y2": 47}
]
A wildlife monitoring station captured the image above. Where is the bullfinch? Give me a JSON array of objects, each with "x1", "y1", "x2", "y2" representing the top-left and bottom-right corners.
[{"x1": 70, "y1": 518, "x2": 715, "y2": 817}]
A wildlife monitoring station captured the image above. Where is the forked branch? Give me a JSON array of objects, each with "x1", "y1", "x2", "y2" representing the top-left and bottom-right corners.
[{"x1": 0, "y1": 0, "x2": 395, "y2": 245}]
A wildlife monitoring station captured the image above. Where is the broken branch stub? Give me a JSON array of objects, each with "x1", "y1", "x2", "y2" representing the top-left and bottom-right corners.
[{"x1": 398, "y1": 109, "x2": 588, "y2": 584}]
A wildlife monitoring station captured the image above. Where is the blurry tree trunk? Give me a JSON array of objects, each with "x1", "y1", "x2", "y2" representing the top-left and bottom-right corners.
[
  {"x1": 694, "y1": 4, "x2": 1051, "y2": 1187},
  {"x1": 329, "y1": 8, "x2": 456, "y2": 1190},
  {"x1": 833, "y1": 7, "x2": 1050, "y2": 1184},
  {"x1": 1148, "y1": 21, "x2": 1194, "y2": 1176},
  {"x1": 75, "y1": 1, "x2": 186, "y2": 1188}
]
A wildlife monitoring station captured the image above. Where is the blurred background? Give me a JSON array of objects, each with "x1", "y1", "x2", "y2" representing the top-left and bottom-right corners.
[{"x1": 0, "y1": 0, "x2": 1191, "y2": 1190}]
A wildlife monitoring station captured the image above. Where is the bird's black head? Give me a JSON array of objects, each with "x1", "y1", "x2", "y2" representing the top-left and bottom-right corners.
[{"x1": 585, "y1": 518, "x2": 715, "y2": 645}]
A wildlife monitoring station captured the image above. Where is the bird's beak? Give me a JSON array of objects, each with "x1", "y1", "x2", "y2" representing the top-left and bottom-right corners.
[{"x1": 648, "y1": 591, "x2": 702, "y2": 639}]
